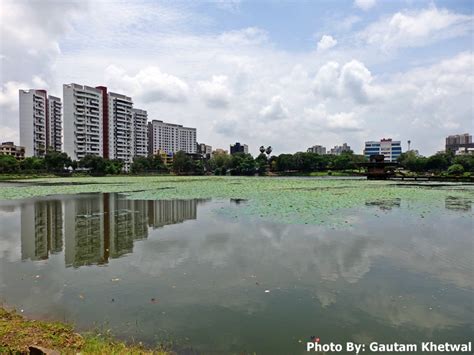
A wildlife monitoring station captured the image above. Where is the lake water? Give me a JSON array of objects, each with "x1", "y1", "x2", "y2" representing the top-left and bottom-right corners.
[{"x1": 0, "y1": 190, "x2": 473, "y2": 354}]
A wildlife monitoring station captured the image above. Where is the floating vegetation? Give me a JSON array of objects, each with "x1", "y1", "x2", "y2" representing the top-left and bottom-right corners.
[{"x1": 0, "y1": 176, "x2": 472, "y2": 226}]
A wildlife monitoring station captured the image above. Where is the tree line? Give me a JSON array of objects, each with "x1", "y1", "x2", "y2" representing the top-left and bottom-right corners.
[{"x1": 0, "y1": 149, "x2": 473, "y2": 176}]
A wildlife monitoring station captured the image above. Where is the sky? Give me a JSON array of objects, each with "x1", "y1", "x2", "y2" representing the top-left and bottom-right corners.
[{"x1": 0, "y1": 0, "x2": 473, "y2": 156}]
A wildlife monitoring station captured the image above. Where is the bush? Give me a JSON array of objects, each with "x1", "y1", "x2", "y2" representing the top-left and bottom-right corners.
[{"x1": 447, "y1": 164, "x2": 464, "y2": 175}]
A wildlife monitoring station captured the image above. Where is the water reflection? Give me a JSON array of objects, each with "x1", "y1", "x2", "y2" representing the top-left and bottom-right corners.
[
  {"x1": 445, "y1": 195, "x2": 472, "y2": 211},
  {"x1": 365, "y1": 198, "x2": 401, "y2": 210},
  {"x1": 19, "y1": 194, "x2": 208, "y2": 267}
]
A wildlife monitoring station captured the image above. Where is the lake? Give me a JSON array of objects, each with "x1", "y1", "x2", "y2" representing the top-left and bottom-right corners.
[{"x1": 0, "y1": 177, "x2": 473, "y2": 354}]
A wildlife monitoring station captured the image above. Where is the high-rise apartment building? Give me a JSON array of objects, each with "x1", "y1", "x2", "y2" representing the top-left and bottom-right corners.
[
  {"x1": 48, "y1": 96, "x2": 62, "y2": 152},
  {"x1": 307, "y1": 145, "x2": 326, "y2": 154},
  {"x1": 132, "y1": 109, "x2": 148, "y2": 157},
  {"x1": 19, "y1": 89, "x2": 62, "y2": 157},
  {"x1": 364, "y1": 138, "x2": 402, "y2": 162},
  {"x1": 63, "y1": 84, "x2": 103, "y2": 161},
  {"x1": 445, "y1": 133, "x2": 473, "y2": 154},
  {"x1": 147, "y1": 120, "x2": 197, "y2": 155},
  {"x1": 107, "y1": 92, "x2": 134, "y2": 170}
]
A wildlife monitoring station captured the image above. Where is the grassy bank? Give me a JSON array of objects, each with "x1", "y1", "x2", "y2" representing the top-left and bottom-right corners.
[{"x1": 0, "y1": 307, "x2": 169, "y2": 354}]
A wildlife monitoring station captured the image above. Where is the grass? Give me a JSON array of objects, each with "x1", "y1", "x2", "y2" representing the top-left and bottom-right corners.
[{"x1": 0, "y1": 307, "x2": 170, "y2": 354}]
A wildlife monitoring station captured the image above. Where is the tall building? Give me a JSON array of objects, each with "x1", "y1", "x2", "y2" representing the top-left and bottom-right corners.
[
  {"x1": 364, "y1": 138, "x2": 402, "y2": 162},
  {"x1": 330, "y1": 143, "x2": 351, "y2": 155},
  {"x1": 132, "y1": 109, "x2": 148, "y2": 157},
  {"x1": 63, "y1": 84, "x2": 103, "y2": 161},
  {"x1": 445, "y1": 133, "x2": 473, "y2": 154},
  {"x1": 48, "y1": 96, "x2": 62, "y2": 152},
  {"x1": 307, "y1": 145, "x2": 326, "y2": 154},
  {"x1": 107, "y1": 92, "x2": 134, "y2": 170},
  {"x1": 230, "y1": 142, "x2": 248, "y2": 155},
  {"x1": 147, "y1": 120, "x2": 197, "y2": 155}
]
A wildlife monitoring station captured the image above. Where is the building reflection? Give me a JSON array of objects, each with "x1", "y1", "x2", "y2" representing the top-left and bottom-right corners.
[
  {"x1": 21, "y1": 200, "x2": 63, "y2": 261},
  {"x1": 20, "y1": 194, "x2": 203, "y2": 267}
]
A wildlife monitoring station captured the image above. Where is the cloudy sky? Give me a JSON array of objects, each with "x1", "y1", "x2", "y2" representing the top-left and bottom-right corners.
[{"x1": 0, "y1": 0, "x2": 472, "y2": 156}]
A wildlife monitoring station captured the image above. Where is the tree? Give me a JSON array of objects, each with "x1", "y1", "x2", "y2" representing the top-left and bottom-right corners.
[
  {"x1": 20, "y1": 157, "x2": 45, "y2": 172},
  {"x1": 79, "y1": 155, "x2": 107, "y2": 176},
  {"x1": 453, "y1": 155, "x2": 474, "y2": 172},
  {"x1": 209, "y1": 152, "x2": 231, "y2": 175},
  {"x1": 193, "y1": 160, "x2": 205, "y2": 175},
  {"x1": 447, "y1": 164, "x2": 464, "y2": 175},
  {"x1": 105, "y1": 159, "x2": 123, "y2": 175},
  {"x1": 0, "y1": 155, "x2": 19, "y2": 173},
  {"x1": 230, "y1": 153, "x2": 255, "y2": 175},
  {"x1": 130, "y1": 156, "x2": 150, "y2": 174},
  {"x1": 44, "y1": 151, "x2": 72, "y2": 173},
  {"x1": 255, "y1": 153, "x2": 268, "y2": 175},
  {"x1": 426, "y1": 153, "x2": 451, "y2": 172},
  {"x1": 172, "y1": 151, "x2": 193, "y2": 174}
]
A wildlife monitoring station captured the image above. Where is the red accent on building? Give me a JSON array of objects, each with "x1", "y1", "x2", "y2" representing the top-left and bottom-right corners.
[{"x1": 96, "y1": 86, "x2": 109, "y2": 158}]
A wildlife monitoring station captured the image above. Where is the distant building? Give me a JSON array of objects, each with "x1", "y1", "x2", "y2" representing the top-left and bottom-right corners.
[
  {"x1": 132, "y1": 109, "x2": 148, "y2": 158},
  {"x1": 197, "y1": 143, "x2": 212, "y2": 158},
  {"x1": 307, "y1": 145, "x2": 326, "y2": 155},
  {"x1": 230, "y1": 142, "x2": 248, "y2": 155},
  {"x1": 364, "y1": 138, "x2": 402, "y2": 162},
  {"x1": 0, "y1": 142, "x2": 25, "y2": 159},
  {"x1": 147, "y1": 120, "x2": 197, "y2": 155},
  {"x1": 212, "y1": 148, "x2": 228, "y2": 156},
  {"x1": 19, "y1": 89, "x2": 62, "y2": 157},
  {"x1": 446, "y1": 133, "x2": 474, "y2": 154},
  {"x1": 330, "y1": 143, "x2": 351, "y2": 155}
]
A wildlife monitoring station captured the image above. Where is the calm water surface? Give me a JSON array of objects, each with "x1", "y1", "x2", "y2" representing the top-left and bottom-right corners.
[{"x1": 0, "y1": 191, "x2": 473, "y2": 354}]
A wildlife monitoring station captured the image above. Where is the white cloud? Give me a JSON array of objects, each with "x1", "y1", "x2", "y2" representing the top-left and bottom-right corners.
[
  {"x1": 105, "y1": 65, "x2": 189, "y2": 103},
  {"x1": 317, "y1": 35, "x2": 337, "y2": 51},
  {"x1": 354, "y1": 0, "x2": 376, "y2": 11},
  {"x1": 313, "y1": 60, "x2": 382, "y2": 104},
  {"x1": 359, "y1": 7, "x2": 473, "y2": 51},
  {"x1": 259, "y1": 96, "x2": 289, "y2": 120},
  {"x1": 197, "y1": 75, "x2": 232, "y2": 108}
]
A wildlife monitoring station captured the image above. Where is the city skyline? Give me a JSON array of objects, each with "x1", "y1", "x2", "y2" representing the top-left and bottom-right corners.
[{"x1": 1, "y1": 0, "x2": 473, "y2": 156}]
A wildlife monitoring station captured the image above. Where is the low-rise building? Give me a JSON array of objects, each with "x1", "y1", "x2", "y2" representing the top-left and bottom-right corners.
[
  {"x1": 197, "y1": 143, "x2": 212, "y2": 158},
  {"x1": 230, "y1": 142, "x2": 248, "y2": 155},
  {"x1": 212, "y1": 148, "x2": 228, "y2": 156},
  {"x1": 364, "y1": 138, "x2": 402, "y2": 162},
  {"x1": 0, "y1": 142, "x2": 25, "y2": 159}
]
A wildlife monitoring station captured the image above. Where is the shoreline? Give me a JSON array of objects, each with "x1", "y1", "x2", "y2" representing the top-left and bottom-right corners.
[{"x1": 0, "y1": 306, "x2": 170, "y2": 354}]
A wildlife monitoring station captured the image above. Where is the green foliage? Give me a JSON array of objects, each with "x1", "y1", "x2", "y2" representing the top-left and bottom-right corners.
[
  {"x1": 272, "y1": 151, "x2": 365, "y2": 173},
  {"x1": 426, "y1": 152, "x2": 452, "y2": 171},
  {"x1": 453, "y1": 155, "x2": 474, "y2": 172},
  {"x1": 209, "y1": 152, "x2": 231, "y2": 174},
  {"x1": 0, "y1": 155, "x2": 19, "y2": 173},
  {"x1": 447, "y1": 163, "x2": 464, "y2": 175},
  {"x1": 44, "y1": 151, "x2": 72, "y2": 172},
  {"x1": 20, "y1": 157, "x2": 45, "y2": 172},
  {"x1": 230, "y1": 153, "x2": 256, "y2": 176},
  {"x1": 131, "y1": 155, "x2": 168, "y2": 174},
  {"x1": 255, "y1": 153, "x2": 268, "y2": 175},
  {"x1": 172, "y1": 151, "x2": 194, "y2": 174},
  {"x1": 397, "y1": 151, "x2": 427, "y2": 172}
]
